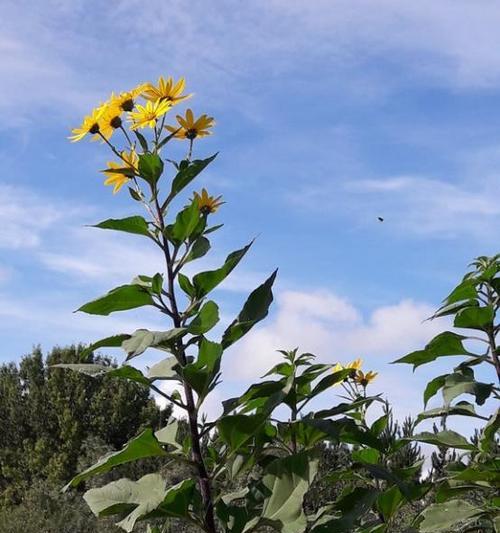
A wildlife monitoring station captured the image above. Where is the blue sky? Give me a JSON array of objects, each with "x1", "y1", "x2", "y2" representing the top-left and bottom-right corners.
[{"x1": 1, "y1": 0, "x2": 500, "y2": 422}]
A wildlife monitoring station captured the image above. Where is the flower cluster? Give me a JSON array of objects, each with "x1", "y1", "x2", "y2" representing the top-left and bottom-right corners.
[
  {"x1": 69, "y1": 76, "x2": 217, "y2": 199},
  {"x1": 333, "y1": 358, "x2": 378, "y2": 390}
]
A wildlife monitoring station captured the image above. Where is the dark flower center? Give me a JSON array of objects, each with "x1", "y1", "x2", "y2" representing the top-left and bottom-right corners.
[
  {"x1": 89, "y1": 123, "x2": 100, "y2": 134},
  {"x1": 110, "y1": 116, "x2": 122, "y2": 129},
  {"x1": 186, "y1": 129, "x2": 198, "y2": 140},
  {"x1": 121, "y1": 99, "x2": 134, "y2": 112}
]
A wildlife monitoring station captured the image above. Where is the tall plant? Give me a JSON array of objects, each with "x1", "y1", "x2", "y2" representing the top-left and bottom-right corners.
[
  {"x1": 395, "y1": 255, "x2": 500, "y2": 532},
  {"x1": 58, "y1": 77, "x2": 430, "y2": 533}
]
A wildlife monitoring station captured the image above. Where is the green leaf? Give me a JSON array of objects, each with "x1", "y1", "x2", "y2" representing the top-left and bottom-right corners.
[
  {"x1": 134, "y1": 131, "x2": 148, "y2": 151},
  {"x1": 138, "y1": 153, "x2": 164, "y2": 187},
  {"x1": 306, "y1": 369, "x2": 352, "y2": 401},
  {"x1": 377, "y1": 486, "x2": 403, "y2": 522},
  {"x1": 128, "y1": 187, "x2": 142, "y2": 201},
  {"x1": 304, "y1": 418, "x2": 383, "y2": 450},
  {"x1": 182, "y1": 339, "x2": 223, "y2": 397},
  {"x1": 411, "y1": 430, "x2": 474, "y2": 450},
  {"x1": 77, "y1": 284, "x2": 154, "y2": 316},
  {"x1": 443, "y1": 279, "x2": 478, "y2": 306},
  {"x1": 222, "y1": 270, "x2": 278, "y2": 348},
  {"x1": 170, "y1": 154, "x2": 218, "y2": 196},
  {"x1": 371, "y1": 414, "x2": 389, "y2": 436},
  {"x1": 419, "y1": 500, "x2": 482, "y2": 532},
  {"x1": 217, "y1": 414, "x2": 267, "y2": 454},
  {"x1": 311, "y1": 487, "x2": 379, "y2": 532},
  {"x1": 393, "y1": 331, "x2": 472, "y2": 369},
  {"x1": 122, "y1": 328, "x2": 186, "y2": 360},
  {"x1": 155, "y1": 419, "x2": 182, "y2": 450},
  {"x1": 171, "y1": 201, "x2": 200, "y2": 243},
  {"x1": 185, "y1": 236, "x2": 211, "y2": 264},
  {"x1": 260, "y1": 452, "x2": 319, "y2": 533},
  {"x1": 51, "y1": 363, "x2": 150, "y2": 386},
  {"x1": 147, "y1": 357, "x2": 179, "y2": 380},
  {"x1": 187, "y1": 301, "x2": 220, "y2": 335},
  {"x1": 351, "y1": 448, "x2": 380, "y2": 464},
  {"x1": 442, "y1": 372, "x2": 493, "y2": 406},
  {"x1": 92, "y1": 216, "x2": 151, "y2": 237},
  {"x1": 84, "y1": 473, "x2": 165, "y2": 532},
  {"x1": 178, "y1": 273, "x2": 195, "y2": 297},
  {"x1": 66, "y1": 430, "x2": 166, "y2": 490},
  {"x1": 416, "y1": 402, "x2": 482, "y2": 424},
  {"x1": 157, "y1": 479, "x2": 197, "y2": 519},
  {"x1": 454, "y1": 305, "x2": 494, "y2": 330},
  {"x1": 423, "y1": 374, "x2": 448, "y2": 407},
  {"x1": 193, "y1": 242, "x2": 253, "y2": 298},
  {"x1": 480, "y1": 409, "x2": 500, "y2": 453},
  {"x1": 151, "y1": 273, "x2": 163, "y2": 295}
]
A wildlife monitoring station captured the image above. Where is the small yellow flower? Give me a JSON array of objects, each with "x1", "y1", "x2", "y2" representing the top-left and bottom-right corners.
[
  {"x1": 98, "y1": 102, "x2": 124, "y2": 140},
  {"x1": 103, "y1": 149, "x2": 138, "y2": 194},
  {"x1": 69, "y1": 106, "x2": 105, "y2": 142},
  {"x1": 143, "y1": 76, "x2": 191, "y2": 105},
  {"x1": 346, "y1": 358, "x2": 363, "y2": 371},
  {"x1": 193, "y1": 188, "x2": 224, "y2": 214},
  {"x1": 166, "y1": 109, "x2": 214, "y2": 140},
  {"x1": 332, "y1": 363, "x2": 344, "y2": 373},
  {"x1": 354, "y1": 370, "x2": 378, "y2": 387},
  {"x1": 129, "y1": 100, "x2": 172, "y2": 130},
  {"x1": 110, "y1": 84, "x2": 147, "y2": 112}
]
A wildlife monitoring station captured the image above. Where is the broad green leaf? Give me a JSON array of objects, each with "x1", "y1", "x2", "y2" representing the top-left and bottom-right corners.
[
  {"x1": 157, "y1": 479, "x2": 197, "y2": 519},
  {"x1": 92, "y1": 216, "x2": 151, "y2": 237},
  {"x1": 182, "y1": 339, "x2": 223, "y2": 397},
  {"x1": 155, "y1": 419, "x2": 181, "y2": 450},
  {"x1": 377, "y1": 486, "x2": 403, "y2": 522},
  {"x1": 221, "y1": 270, "x2": 277, "y2": 348},
  {"x1": 178, "y1": 273, "x2": 195, "y2": 297},
  {"x1": 187, "y1": 301, "x2": 219, "y2": 335},
  {"x1": 416, "y1": 402, "x2": 481, "y2": 424},
  {"x1": 138, "y1": 152, "x2": 163, "y2": 187},
  {"x1": 77, "y1": 284, "x2": 154, "y2": 316},
  {"x1": 151, "y1": 273, "x2": 163, "y2": 295},
  {"x1": 170, "y1": 154, "x2": 217, "y2": 196},
  {"x1": 454, "y1": 305, "x2": 494, "y2": 330},
  {"x1": 134, "y1": 131, "x2": 148, "y2": 151},
  {"x1": 351, "y1": 448, "x2": 380, "y2": 464},
  {"x1": 84, "y1": 473, "x2": 165, "y2": 532},
  {"x1": 259, "y1": 452, "x2": 319, "y2": 533},
  {"x1": 423, "y1": 374, "x2": 448, "y2": 407},
  {"x1": 170, "y1": 201, "x2": 200, "y2": 243},
  {"x1": 66, "y1": 429, "x2": 166, "y2": 490},
  {"x1": 442, "y1": 279, "x2": 478, "y2": 306},
  {"x1": 147, "y1": 356, "x2": 179, "y2": 380},
  {"x1": 185, "y1": 236, "x2": 210, "y2": 263},
  {"x1": 442, "y1": 372, "x2": 493, "y2": 406},
  {"x1": 480, "y1": 409, "x2": 500, "y2": 453},
  {"x1": 217, "y1": 414, "x2": 266, "y2": 453},
  {"x1": 393, "y1": 331, "x2": 472, "y2": 369},
  {"x1": 419, "y1": 500, "x2": 482, "y2": 532},
  {"x1": 122, "y1": 328, "x2": 186, "y2": 360},
  {"x1": 193, "y1": 242, "x2": 253, "y2": 298},
  {"x1": 310, "y1": 487, "x2": 378, "y2": 532},
  {"x1": 314, "y1": 397, "x2": 378, "y2": 419},
  {"x1": 52, "y1": 363, "x2": 150, "y2": 386},
  {"x1": 80, "y1": 333, "x2": 132, "y2": 359},
  {"x1": 305, "y1": 369, "x2": 352, "y2": 401},
  {"x1": 411, "y1": 430, "x2": 474, "y2": 450},
  {"x1": 304, "y1": 417, "x2": 383, "y2": 450},
  {"x1": 371, "y1": 414, "x2": 389, "y2": 436}
]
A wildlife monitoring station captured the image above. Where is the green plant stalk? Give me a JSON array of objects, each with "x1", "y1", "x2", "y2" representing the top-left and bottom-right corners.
[{"x1": 153, "y1": 193, "x2": 217, "y2": 533}]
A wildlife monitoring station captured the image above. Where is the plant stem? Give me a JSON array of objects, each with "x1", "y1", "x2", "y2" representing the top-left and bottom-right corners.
[
  {"x1": 153, "y1": 194, "x2": 217, "y2": 533},
  {"x1": 486, "y1": 287, "x2": 500, "y2": 384}
]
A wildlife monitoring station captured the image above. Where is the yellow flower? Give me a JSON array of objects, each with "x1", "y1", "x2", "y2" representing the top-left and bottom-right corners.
[
  {"x1": 69, "y1": 106, "x2": 105, "y2": 142},
  {"x1": 166, "y1": 109, "x2": 214, "y2": 140},
  {"x1": 354, "y1": 370, "x2": 378, "y2": 387},
  {"x1": 129, "y1": 99, "x2": 172, "y2": 130},
  {"x1": 143, "y1": 76, "x2": 191, "y2": 105},
  {"x1": 193, "y1": 188, "x2": 224, "y2": 214},
  {"x1": 110, "y1": 84, "x2": 147, "y2": 112},
  {"x1": 98, "y1": 102, "x2": 124, "y2": 140},
  {"x1": 346, "y1": 358, "x2": 363, "y2": 371},
  {"x1": 103, "y1": 149, "x2": 138, "y2": 194}
]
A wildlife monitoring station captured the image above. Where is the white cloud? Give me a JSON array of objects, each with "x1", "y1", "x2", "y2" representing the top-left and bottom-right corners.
[
  {"x1": 0, "y1": 184, "x2": 70, "y2": 248},
  {"x1": 225, "y1": 288, "x2": 444, "y2": 419}
]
